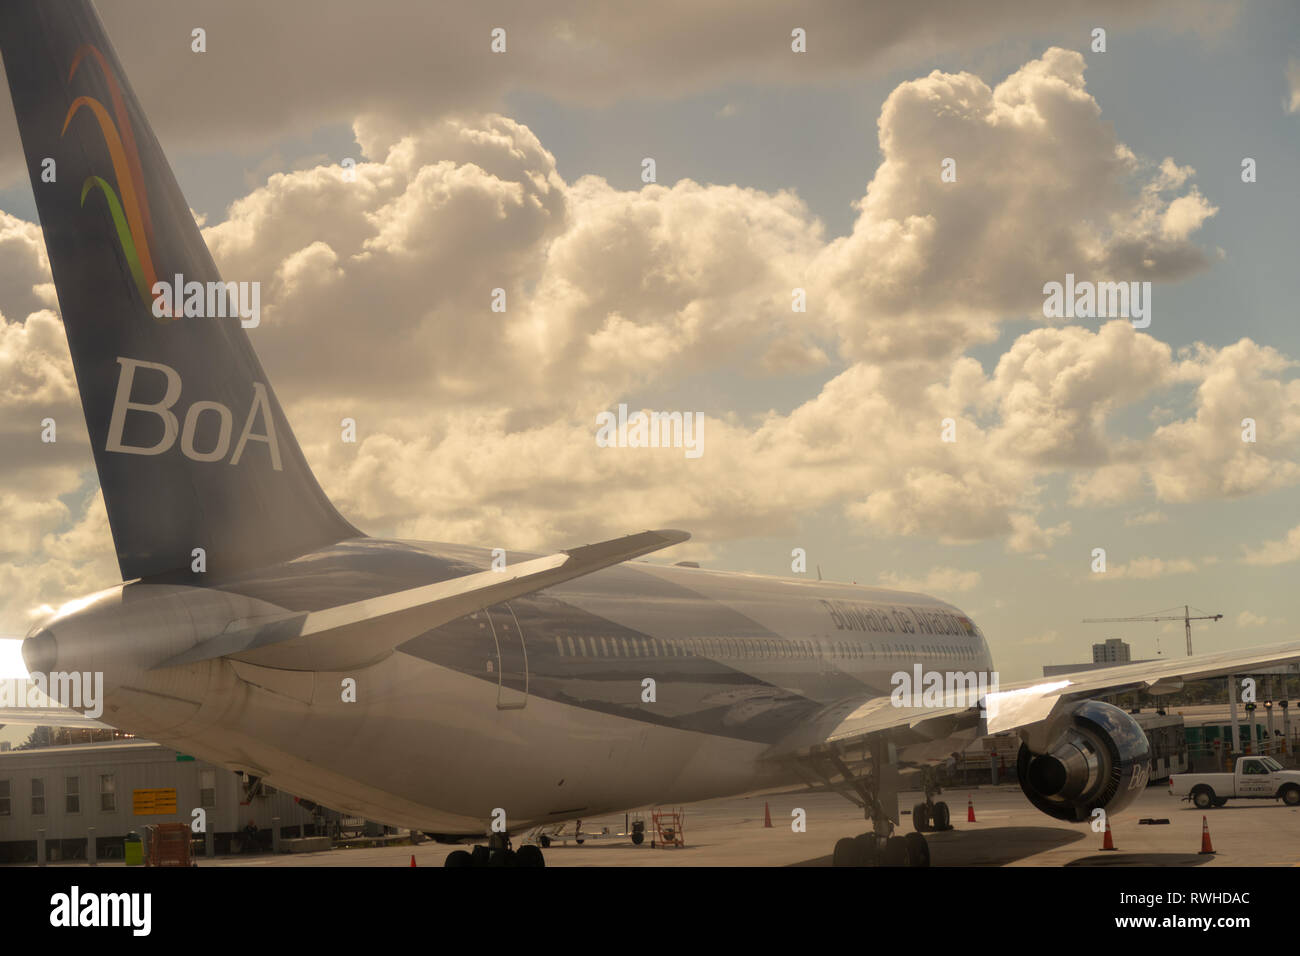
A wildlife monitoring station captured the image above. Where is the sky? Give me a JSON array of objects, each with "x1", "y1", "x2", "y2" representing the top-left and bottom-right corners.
[{"x1": 1, "y1": 0, "x2": 1300, "y2": 698}]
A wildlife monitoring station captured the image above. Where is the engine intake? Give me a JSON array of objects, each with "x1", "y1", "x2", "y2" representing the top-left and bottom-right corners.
[{"x1": 1016, "y1": 700, "x2": 1150, "y2": 822}]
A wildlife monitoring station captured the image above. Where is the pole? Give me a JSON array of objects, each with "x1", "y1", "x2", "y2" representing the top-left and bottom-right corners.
[
  {"x1": 1227, "y1": 674, "x2": 1241, "y2": 760},
  {"x1": 1185, "y1": 605, "x2": 1193, "y2": 656}
]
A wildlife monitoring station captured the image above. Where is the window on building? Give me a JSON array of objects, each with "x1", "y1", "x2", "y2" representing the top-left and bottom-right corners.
[
  {"x1": 65, "y1": 776, "x2": 80, "y2": 814},
  {"x1": 31, "y1": 778, "x2": 44, "y2": 815},
  {"x1": 200, "y1": 769, "x2": 216, "y2": 808},
  {"x1": 0, "y1": 779, "x2": 9, "y2": 816},
  {"x1": 100, "y1": 773, "x2": 116, "y2": 812}
]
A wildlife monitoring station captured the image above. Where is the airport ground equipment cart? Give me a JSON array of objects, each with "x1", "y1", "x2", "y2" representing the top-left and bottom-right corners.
[
  {"x1": 651, "y1": 807, "x2": 685, "y2": 847},
  {"x1": 145, "y1": 823, "x2": 195, "y2": 867}
]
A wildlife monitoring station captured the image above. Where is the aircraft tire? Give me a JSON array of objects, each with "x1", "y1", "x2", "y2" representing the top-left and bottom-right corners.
[
  {"x1": 516, "y1": 845, "x2": 545, "y2": 867},
  {"x1": 854, "y1": 834, "x2": 878, "y2": 866},
  {"x1": 932, "y1": 801, "x2": 950, "y2": 830},
  {"x1": 904, "y1": 832, "x2": 930, "y2": 867},
  {"x1": 881, "y1": 836, "x2": 910, "y2": 866},
  {"x1": 833, "y1": 837, "x2": 859, "y2": 867}
]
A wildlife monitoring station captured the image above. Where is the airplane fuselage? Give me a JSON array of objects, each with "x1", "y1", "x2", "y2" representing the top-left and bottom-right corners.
[{"x1": 27, "y1": 537, "x2": 993, "y2": 833}]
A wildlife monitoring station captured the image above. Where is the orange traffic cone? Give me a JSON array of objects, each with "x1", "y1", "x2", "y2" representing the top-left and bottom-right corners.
[
  {"x1": 1101, "y1": 820, "x2": 1116, "y2": 851},
  {"x1": 967, "y1": 796, "x2": 976, "y2": 822},
  {"x1": 410, "y1": 854, "x2": 417, "y2": 867},
  {"x1": 763, "y1": 802, "x2": 773, "y2": 828},
  {"x1": 1198, "y1": 816, "x2": 1215, "y2": 855}
]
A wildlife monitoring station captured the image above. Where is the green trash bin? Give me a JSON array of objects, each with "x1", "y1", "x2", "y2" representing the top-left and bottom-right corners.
[{"x1": 124, "y1": 831, "x2": 143, "y2": 866}]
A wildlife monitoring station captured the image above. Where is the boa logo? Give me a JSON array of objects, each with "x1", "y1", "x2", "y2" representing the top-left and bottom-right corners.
[
  {"x1": 61, "y1": 44, "x2": 169, "y2": 319},
  {"x1": 106, "y1": 358, "x2": 283, "y2": 469}
]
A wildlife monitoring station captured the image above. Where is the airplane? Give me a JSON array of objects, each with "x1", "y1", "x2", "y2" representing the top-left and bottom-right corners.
[{"x1": 3, "y1": 0, "x2": 1299, "y2": 868}]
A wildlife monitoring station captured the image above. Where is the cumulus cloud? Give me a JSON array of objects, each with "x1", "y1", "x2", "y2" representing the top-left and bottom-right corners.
[
  {"x1": 1241, "y1": 524, "x2": 1300, "y2": 566},
  {"x1": 0, "y1": 45, "x2": 1284, "y2": 633},
  {"x1": 810, "y1": 49, "x2": 1217, "y2": 363},
  {"x1": 0, "y1": 491, "x2": 118, "y2": 637}
]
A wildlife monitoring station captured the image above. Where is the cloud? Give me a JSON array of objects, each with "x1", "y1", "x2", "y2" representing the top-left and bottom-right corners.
[
  {"x1": 0, "y1": 490, "x2": 118, "y2": 637},
  {"x1": 1241, "y1": 524, "x2": 1300, "y2": 566},
  {"x1": 1236, "y1": 610, "x2": 1271, "y2": 628},
  {"x1": 810, "y1": 49, "x2": 1217, "y2": 364},
  {"x1": 0, "y1": 1, "x2": 1213, "y2": 181},
  {"x1": 1124, "y1": 510, "x2": 1167, "y2": 526},
  {"x1": 877, "y1": 566, "x2": 982, "y2": 594},
  {"x1": 0, "y1": 46, "x2": 1280, "y2": 632}
]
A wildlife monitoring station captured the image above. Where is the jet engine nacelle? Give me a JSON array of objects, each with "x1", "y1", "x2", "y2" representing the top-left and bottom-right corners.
[{"x1": 1015, "y1": 699, "x2": 1150, "y2": 823}]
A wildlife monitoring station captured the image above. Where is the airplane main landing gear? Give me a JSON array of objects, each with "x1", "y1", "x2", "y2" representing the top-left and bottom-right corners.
[
  {"x1": 832, "y1": 830, "x2": 929, "y2": 867},
  {"x1": 443, "y1": 832, "x2": 546, "y2": 867},
  {"x1": 825, "y1": 738, "x2": 930, "y2": 867}
]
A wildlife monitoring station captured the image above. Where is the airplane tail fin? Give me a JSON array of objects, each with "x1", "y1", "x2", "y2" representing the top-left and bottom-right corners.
[{"x1": 0, "y1": 1, "x2": 360, "y2": 580}]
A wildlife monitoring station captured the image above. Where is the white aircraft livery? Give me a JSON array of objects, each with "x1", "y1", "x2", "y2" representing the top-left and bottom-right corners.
[{"x1": 3, "y1": 0, "x2": 1299, "y2": 867}]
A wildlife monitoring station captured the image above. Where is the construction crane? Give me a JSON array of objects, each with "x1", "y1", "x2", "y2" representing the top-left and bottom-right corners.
[{"x1": 1082, "y1": 605, "x2": 1223, "y2": 657}]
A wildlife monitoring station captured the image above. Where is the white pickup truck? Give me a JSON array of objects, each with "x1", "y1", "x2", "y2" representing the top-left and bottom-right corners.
[{"x1": 1169, "y1": 755, "x2": 1300, "y2": 808}]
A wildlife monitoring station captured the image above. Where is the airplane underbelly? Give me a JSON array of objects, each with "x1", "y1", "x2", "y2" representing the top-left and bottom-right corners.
[{"x1": 164, "y1": 653, "x2": 775, "y2": 832}]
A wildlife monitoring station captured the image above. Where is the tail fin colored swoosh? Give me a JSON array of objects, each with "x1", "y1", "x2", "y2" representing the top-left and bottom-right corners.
[{"x1": 0, "y1": 1, "x2": 361, "y2": 580}]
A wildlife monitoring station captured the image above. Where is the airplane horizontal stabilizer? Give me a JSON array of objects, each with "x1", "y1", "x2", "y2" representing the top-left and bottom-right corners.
[{"x1": 155, "y1": 529, "x2": 690, "y2": 672}]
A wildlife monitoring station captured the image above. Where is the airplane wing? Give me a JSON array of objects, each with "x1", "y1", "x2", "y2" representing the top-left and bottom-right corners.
[
  {"x1": 155, "y1": 529, "x2": 690, "y2": 671},
  {"x1": 762, "y1": 639, "x2": 1300, "y2": 761}
]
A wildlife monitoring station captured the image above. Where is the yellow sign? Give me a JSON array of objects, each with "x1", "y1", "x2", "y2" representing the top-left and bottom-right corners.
[{"x1": 132, "y1": 788, "x2": 177, "y2": 815}]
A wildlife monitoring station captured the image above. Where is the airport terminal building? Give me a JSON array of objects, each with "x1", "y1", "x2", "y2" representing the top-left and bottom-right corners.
[{"x1": 0, "y1": 739, "x2": 317, "y2": 863}]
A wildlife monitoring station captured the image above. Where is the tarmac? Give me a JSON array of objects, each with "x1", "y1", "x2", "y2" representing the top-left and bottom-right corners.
[{"x1": 199, "y1": 783, "x2": 1300, "y2": 867}]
